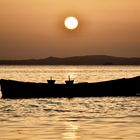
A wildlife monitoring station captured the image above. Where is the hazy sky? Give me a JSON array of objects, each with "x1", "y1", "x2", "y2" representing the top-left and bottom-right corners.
[{"x1": 0, "y1": 0, "x2": 140, "y2": 59}]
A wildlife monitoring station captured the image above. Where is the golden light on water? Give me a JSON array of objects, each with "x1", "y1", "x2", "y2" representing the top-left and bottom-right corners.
[
  {"x1": 64, "y1": 17, "x2": 78, "y2": 30},
  {"x1": 62, "y1": 122, "x2": 80, "y2": 139}
]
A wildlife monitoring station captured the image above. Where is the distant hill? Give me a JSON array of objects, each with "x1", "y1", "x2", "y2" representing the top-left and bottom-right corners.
[{"x1": 0, "y1": 55, "x2": 140, "y2": 65}]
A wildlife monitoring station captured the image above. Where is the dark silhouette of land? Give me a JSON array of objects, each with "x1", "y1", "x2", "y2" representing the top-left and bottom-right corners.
[{"x1": 0, "y1": 55, "x2": 140, "y2": 65}]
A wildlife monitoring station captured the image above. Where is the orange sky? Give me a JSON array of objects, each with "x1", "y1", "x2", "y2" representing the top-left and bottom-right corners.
[{"x1": 0, "y1": 0, "x2": 140, "y2": 59}]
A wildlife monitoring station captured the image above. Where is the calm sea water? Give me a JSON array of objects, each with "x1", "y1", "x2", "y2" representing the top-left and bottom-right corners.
[{"x1": 0, "y1": 66, "x2": 140, "y2": 140}]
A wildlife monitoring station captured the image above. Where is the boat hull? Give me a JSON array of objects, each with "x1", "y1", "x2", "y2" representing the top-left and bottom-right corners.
[{"x1": 0, "y1": 76, "x2": 140, "y2": 99}]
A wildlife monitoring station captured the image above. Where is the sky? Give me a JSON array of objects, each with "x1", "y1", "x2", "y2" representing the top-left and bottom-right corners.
[{"x1": 0, "y1": 0, "x2": 140, "y2": 59}]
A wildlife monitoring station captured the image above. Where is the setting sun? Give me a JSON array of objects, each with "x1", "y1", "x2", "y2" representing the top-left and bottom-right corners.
[{"x1": 64, "y1": 17, "x2": 78, "y2": 30}]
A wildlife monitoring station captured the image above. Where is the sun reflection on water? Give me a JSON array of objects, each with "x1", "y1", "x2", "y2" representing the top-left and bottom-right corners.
[
  {"x1": 62, "y1": 122, "x2": 80, "y2": 139},
  {"x1": 0, "y1": 97, "x2": 140, "y2": 140}
]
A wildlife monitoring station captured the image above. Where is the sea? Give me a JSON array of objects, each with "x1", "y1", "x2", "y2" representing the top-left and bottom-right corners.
[{"x1": 0, "y1": 65, "x2": 140, "y2": 140}]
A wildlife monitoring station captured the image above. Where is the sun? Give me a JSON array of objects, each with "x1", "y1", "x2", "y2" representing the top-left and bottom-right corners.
[{"x1": 64, "y1": 17, "x2": 78, "y2": 30}]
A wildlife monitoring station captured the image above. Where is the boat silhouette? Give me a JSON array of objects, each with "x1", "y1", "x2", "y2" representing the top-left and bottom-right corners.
[{"x1": 0, "y1": 76, "x2": 140, "y2": 99}]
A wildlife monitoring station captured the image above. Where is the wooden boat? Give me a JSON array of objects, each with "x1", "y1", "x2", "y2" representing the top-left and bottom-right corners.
[{"x1": 0, "y1": 76, "x2": 140, "y2": 99}]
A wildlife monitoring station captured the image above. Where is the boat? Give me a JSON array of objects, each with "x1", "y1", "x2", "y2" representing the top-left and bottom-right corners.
[{"x1": 0, "y1": 76, "x2": 140, "y2": 99}]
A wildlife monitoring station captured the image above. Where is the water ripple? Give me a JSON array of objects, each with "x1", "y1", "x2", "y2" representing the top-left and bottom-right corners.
[{"x1": 0, "y1": 65, "x2": 140, "y2": 139}]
